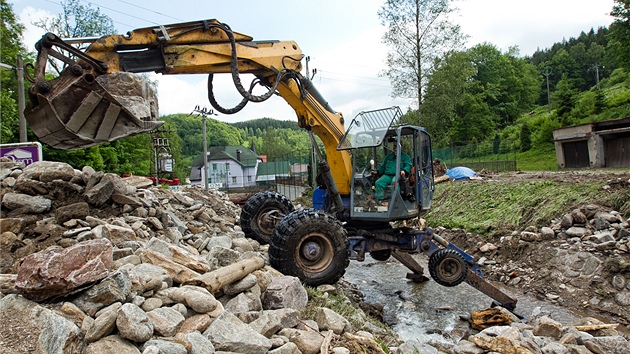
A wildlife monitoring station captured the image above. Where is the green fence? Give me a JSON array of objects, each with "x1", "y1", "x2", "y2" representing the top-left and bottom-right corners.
[{"x1": 433, "y1": 140, "x2": 517, "y2": 172}]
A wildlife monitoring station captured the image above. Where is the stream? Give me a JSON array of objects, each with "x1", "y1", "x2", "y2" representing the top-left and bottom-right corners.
[{"x1": 343, "y1": 254, "x2": 594, "y2": 344}]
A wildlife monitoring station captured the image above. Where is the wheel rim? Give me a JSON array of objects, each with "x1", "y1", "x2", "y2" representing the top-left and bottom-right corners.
[
  {"x1": 295, "y1": 232, "x2": 334, "y2": 272},
  {"x1": 256, "y1": 208, "x2": 281, "y2": 235},
  {"x1": 437, "y1": 256, "x2": 464, "y2": 283}
]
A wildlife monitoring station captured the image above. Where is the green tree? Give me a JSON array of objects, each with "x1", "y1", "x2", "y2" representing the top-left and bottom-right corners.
[
  {"x1": 552, "y1": 75, "x2": 578, "y2": 125},
  {"x1": 378, "y1": 0, "x2": 467, "y2": 111},
  {"x1": 33, "y1": 0, "x2": 115, "y2": 74},
  {"x1": 608, "y1": 0, "x2": 630, "y2": 70},
  {"x1": 1, "y1": 0, "x2": 31, "y2": 144},
  {"x1": 421, "y1": 50, "x2": 476, "y2": 146},
  {"x1": 520, "y1": 122, "x2": 532, "y2": 152}
]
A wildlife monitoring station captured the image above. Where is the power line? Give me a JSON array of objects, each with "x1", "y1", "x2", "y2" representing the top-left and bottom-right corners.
[
  {"x1": 113, "y1": 0, "x2": 184, "y2": 22},
  {"x1": 78, "y1": 0, "x2": 160, "y2": 27},
  {"x1": 317, "y1": 69, "x2": 389, "y2": 83},
  {"x1": 42, "y1": 0, "x2": 135, "y2": 28}
]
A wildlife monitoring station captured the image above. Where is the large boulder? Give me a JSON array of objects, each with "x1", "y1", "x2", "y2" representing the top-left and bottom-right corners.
[{"x1": 15, "y1": 238, "x2": 113, "y2": 301}]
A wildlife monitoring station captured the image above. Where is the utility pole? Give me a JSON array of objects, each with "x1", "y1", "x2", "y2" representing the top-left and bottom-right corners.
[
  {"x1": 542, "y1": 67, "x2": 552, "y2": 114},
  {"x1": 191, "y1": 106, "x2": 216, "y2": 192},
  {"x1": 1, "y1": 56, "x2": 27, "y2": 142}
]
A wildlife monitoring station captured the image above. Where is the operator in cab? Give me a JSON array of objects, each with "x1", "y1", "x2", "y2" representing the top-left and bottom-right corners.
[{"x1": 371, "y1": 141, "x2": 412, "y2": 206}]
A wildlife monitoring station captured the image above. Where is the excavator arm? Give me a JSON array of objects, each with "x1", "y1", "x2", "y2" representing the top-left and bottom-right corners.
[{"x1": 25, "y1": 19, "x2": 352, "y2": 195}]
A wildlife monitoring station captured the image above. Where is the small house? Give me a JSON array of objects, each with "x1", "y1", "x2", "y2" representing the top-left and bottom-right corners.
[{"x1": 189, "y1": 146, "x2": 262, "y2": 188}]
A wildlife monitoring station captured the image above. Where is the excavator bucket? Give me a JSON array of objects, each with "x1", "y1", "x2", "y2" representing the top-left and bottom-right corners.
[{"x1": 25, "y1": 70, "x2": 163, "y2": 150}]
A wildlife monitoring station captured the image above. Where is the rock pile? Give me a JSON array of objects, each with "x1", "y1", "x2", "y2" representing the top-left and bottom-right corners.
[
  {"x1": 449, "y1": 183, "x2": 630, "y2": 324},
  {"x1": 2, "y1": 159, "x2": 629, "y2": 354},
  {"x1": 0, "y1": 160, "x2": 389, "y2": 354}
]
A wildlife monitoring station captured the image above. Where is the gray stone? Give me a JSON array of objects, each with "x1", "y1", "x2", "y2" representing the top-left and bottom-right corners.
[
  {"x1": 2, "y1": 192, "x2": 51, "y2": 213},
  {"x1": 533, "y1": 315, "x2": 563, "y2": 339},
  {"x1": 614, "y1": 291, "x2": 630, "y2": 306},
  {"x1": 141, "y1": 339, "x2": 187, "y2": 354},
  {"x1": 315, "y1": 307, "x2": 351, "y2": 334},
  {"x1": 116, "y1": 303, "x2": 153, "y2": 343},
  {"x1": 85, "y1": 178, "x2": 115, "y2": 207},
  {"x1": 22, "y1": 160, "x2": 75, "y2": 182},
  {"x1": 540, "y1": 227, "x2": 555, "y2": 240},
  {"x1": 84, "y1": 335, "x2": 141, "y2": 354},
  {"x1": 85, "y1": 302, "x2": 121, "y2": 343},
  {"x1": 571, "y1": 209, "x2": 588, "y2": 224},
  {"x1": 56, "y1": 202, "x2": 90, "y2": 224},
  {"x1": 520, "y1": 231, "x2": 540, "y2": 242},
  {"x1": 223, "y1": 273, "x2": 258, "y2": 295},
  {"x1": 540, "y1": 342, "x2": 569, "y2": 353},
  {"x1": 175, "y1": 331, "x2": 215, "y2": 354},
  {"x1": 584, "y1": 336, "x2": 630, "y2": 354},
  {"x1": 73, "y1": 270, "x2": 132, "y2": 316},
  {"x1": 278, "y1": 328, "x2": 323, "y2": 354},
  {"x1": 453, "y1": 339, "x2": 485, "y2": 354},
  {"x1": 249, "y1": 308, "x2": 301, "y2": 337},
  {"x1": 566, "y1": 227, "x2": 587, "y2": 238},
  {"x1": 147, "y1": 306, "x2": 185, "y2": 337},
  {"x1": 269, "y1": 342, "x2": 301, "y2": 354},
  {"x1": 161, "y1": 210, "x2": 187, "y2": 234},
  {"x1": 206, "y1": 235, "x2": 233, "y2": 251},
  {"x1": 128, "y1": 263, "x2": 173, "y2": 293},
  {"x1": 225, "y1": 291, "x2": 262, "y2": 313},
  {"x1": 560, "y1": 214, "x2": 573, "y2": 229},
  {"x1": 263, "y1": 276, "x2": 308, "y2": 311},
  {"x1": 595, "y1": 217, "x2": 612, "y2": 231},
  {"x1": 208, "y1": 246, "x2": 241, "y2": 267},
  {"x1": 204, "y1": 311, "x2": 272, "y2": 354},
  {"x1": 397, "y1": 340, "x2": 439, "y2": 354},
  {"x1": 612, "y1": 275, "x2": 626, "y2": 290},
  {"x1": 169, "y1": 285, "x2": 218, "y2": 314},
  {"x1": 0, "y1": 294, "x2": 84, "y2": 354},
  {"x1": 582, "y1": 256, "x2": 601, "y2": 276}
]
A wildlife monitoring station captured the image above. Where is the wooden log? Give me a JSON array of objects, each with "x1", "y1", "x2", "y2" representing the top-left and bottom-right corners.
[
  {"x1": 184, "y1": 256, "x2": 265, "y2": 293},
  {"x1": 569, "y1": 324, "x2": 619, "y2": 331},
  {"x1": 0, "y1": 274, "x2": 18, "y2": 294},
  {"x1": 435, "y1": 175, "x2": 450, "y2": 184}
]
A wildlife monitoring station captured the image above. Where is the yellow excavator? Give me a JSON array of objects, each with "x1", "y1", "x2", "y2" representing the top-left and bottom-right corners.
[{"x1": 25, "y1": 19, "x2": 517, "y2": 311}]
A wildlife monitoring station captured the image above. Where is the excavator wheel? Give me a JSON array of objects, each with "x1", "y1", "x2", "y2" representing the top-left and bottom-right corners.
[
  {"x1": 240, "y1": 191, "x2": 293, "y2": 244},
  {"x1": 428, "y1": 248, "x2": 468, "y2": 287},
  {"x1": 269, "y1": 209, "x2": 349, "y2": 286},
  {"x1": 369, "y1": 250, "x2": 392, "y2": 261}
]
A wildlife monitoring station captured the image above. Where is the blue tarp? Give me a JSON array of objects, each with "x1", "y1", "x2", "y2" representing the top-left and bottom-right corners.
[{"x1": 445, "y1": 166, "x2": 476, "y2": 180}]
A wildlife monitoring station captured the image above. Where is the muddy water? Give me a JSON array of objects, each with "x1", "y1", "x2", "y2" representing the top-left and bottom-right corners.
[{"x1": 344, "y1": 254, "x2": 595, "y2": 343}]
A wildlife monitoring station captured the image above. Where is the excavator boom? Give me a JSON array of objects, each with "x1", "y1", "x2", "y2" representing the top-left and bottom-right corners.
[{"x1": 25, "y1": 19, "x2": 352, "y2": 194}]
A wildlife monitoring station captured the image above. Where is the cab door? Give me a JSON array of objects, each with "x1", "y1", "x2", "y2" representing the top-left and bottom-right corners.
[{"x1": 415, "y1": 130, "x2": 434, "y2": 212}]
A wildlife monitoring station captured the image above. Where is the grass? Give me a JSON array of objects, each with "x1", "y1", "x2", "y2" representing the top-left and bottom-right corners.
[
  {"x1": 424, "y1": 178, "x2": 628, "y2": 238},
  {"x1": 515, "y1": 146, "x2": 558, "y2": 171}
]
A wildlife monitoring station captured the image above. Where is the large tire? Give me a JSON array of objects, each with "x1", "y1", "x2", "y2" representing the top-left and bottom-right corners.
[
  {"x1": 428, "y1": 248, "x2": 468, "y2": 287},
  {"x1": 269, "y1": 209, "x2": 349, "y2": 286},
  {"x1": 241, "y1": 191, "x2": 294, "y2": 244}
]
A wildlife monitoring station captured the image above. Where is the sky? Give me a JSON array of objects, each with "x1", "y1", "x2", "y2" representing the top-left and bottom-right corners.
[{"x1": 10, "y1": 0, "x2": 616, "y2": 124}]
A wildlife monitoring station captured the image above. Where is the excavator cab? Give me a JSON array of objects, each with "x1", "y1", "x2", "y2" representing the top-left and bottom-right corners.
[{"x1": 337, "y1": 107, "x2": 434, "y2": 222}]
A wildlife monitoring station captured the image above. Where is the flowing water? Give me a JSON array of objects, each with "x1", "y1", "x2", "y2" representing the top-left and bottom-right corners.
[{"x1": 344, "y1": 254, "x2": 597, "y2": 344}]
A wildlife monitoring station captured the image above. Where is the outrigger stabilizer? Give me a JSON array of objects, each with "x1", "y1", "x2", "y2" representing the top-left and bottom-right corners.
[{"x1": 347, "y1": 226, "x2": 518, "y2": 312}]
